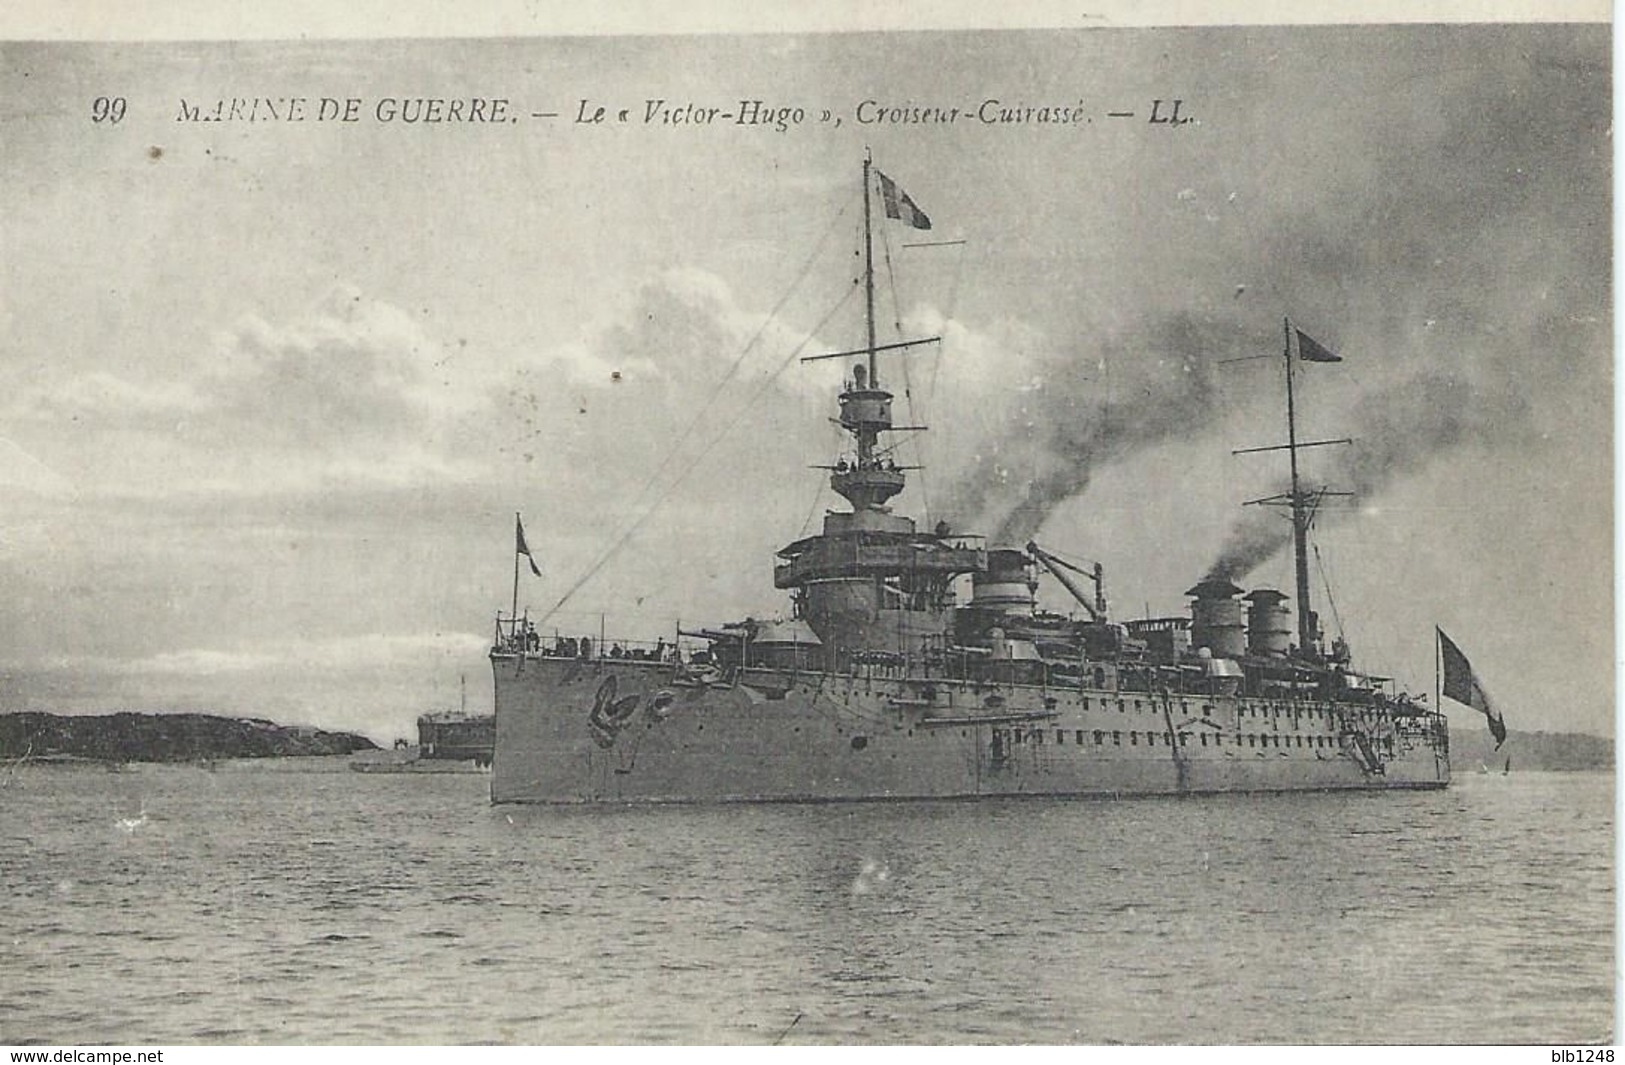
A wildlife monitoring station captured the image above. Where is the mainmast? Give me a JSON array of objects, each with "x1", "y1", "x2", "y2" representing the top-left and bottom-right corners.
[
  {"x1": 1233, "y1": 319, "x2": 1351, "y2": 658},
  {"x1": 1283, "y1": 319, "x2": 1313, "y2": 653}
]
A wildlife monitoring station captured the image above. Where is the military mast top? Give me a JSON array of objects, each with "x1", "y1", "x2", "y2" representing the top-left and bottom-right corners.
[
  {"x1": 801, "y1": 150, "x2": 940, "y2": 513},
  {"x1": 774, "y1": 155, "x2": 982, "y2": 617}
]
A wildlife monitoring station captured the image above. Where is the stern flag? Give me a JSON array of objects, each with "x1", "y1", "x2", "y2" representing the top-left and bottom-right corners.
[
  {"x1": 1295, "y1": 328, "x2": 1343, "y2": 363},
  {"x1": 1438, "y1": 628, "x2": 1507, "y2": 747},
  {"x1": 516, "y1": 516, "x2": 541, "y2": 577},
  {"x1": 875, "y1": 169, "x2": 932, "y2": 230}
]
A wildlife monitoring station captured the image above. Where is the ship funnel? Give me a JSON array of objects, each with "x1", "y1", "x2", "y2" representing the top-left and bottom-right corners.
[
  {"x1": 1186, "y1": 577, "x2": 1245, "y2": 659},
  {"x1": 971, "y1": 549, "x2": 1037, "y2": 613},
  {"x1": 1244, "y1": 588, "x2": 1291, "y2": 657}
]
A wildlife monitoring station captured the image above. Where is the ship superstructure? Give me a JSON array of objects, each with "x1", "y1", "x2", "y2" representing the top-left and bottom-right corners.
[{"x1": 488, "y1": 158, "x2": 1450, "y2": 803}]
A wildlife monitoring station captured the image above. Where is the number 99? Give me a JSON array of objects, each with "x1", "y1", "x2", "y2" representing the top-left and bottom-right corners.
[{"x1": 91, "y1": 96, "x2": 126, "y2": 123}]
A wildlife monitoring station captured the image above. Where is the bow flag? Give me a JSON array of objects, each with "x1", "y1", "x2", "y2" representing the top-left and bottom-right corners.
[
  {"x1": 1438, "y1": 628, "x2": 1507, "y2": 747},
  {"x1": 875, "y1": 169, "x2": 932, "y2": 230},
  {"x1": 516, "y1": 515, "x2": 541, "y2": 577},
  {"x1": 1295, "y1": 328, "x2": 1343, "y2": 363}
]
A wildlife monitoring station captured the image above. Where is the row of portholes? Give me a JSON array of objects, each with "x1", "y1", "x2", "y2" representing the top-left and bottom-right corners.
[
  {"x1": 1065, "y1": 699, "x2": 1350, "y2": 735},
  {"x1": 1068, "y1": 697, "x2": 1383, "y2": 728},
  {"x1": 1076, "y1": 698, "x2": 1353, "y2": 726},
  {"x1": 816, "y1": 728, "x2": 1373, "y2": 754},
  {"x1": 1009, "y1": 728, "x2": 1345, "y2": 751},
  {"x1": 1080, "y1": 697, "x2": 1210, "y2": 716}
]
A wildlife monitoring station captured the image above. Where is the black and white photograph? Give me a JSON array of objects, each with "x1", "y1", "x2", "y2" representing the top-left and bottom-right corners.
[{"x1": 0, "y1": 3, "x2": 1612, "y2": 1047}]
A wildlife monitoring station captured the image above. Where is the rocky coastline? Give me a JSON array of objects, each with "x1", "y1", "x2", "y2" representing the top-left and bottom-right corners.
[{"x1": 0, "y1": 711, "x2": 377, "y2": 764}]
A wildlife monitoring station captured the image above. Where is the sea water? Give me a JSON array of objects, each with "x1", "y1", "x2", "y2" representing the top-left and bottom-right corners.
[{"x1": 0, "y1": 761, "x2": 1611, "y2": 1044}]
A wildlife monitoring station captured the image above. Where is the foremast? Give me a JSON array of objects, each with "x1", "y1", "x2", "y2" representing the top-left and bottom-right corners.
[
  {"x1": 828, "y1": 149, "x2": 911, "y2": 512},
  {"x1": 863, "y1": 152, "x2": 878, "y2": 385},
  {"x1": 772, "y1": 154, "x2": 985, "y2": 661}
]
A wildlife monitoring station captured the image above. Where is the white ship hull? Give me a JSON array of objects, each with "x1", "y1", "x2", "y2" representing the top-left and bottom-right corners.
[{"x1": 490, "y1": 653, "x2": 1450, "y2": 804}]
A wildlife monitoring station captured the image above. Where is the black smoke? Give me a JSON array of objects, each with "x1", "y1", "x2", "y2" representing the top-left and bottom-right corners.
[
  {"x1": 941, "y1": 312, "x2": 1252, "y2": 544},
  {"x1": 1205, "y1": 366, "x2": 1534, "y2": 582}
]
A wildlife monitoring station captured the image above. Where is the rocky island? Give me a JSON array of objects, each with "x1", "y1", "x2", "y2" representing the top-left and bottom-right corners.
[{"x1": 0, "y1": 711, "x2": 377, "y2": 764}]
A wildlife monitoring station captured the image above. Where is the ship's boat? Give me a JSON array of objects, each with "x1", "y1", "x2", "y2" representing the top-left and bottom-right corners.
[{"x1": 488, "y1": 157, "x2": 1452, "y2": 804}]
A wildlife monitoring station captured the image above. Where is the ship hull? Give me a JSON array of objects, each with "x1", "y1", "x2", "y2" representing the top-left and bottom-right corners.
[{"x1": 490, "y1": 653, "x2": 1450, "y2": 804}]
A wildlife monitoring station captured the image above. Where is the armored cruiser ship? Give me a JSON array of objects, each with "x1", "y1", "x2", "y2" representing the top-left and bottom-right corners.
[{"x1": 489, "y1": 158, "x2": 1452, "y2": 804}]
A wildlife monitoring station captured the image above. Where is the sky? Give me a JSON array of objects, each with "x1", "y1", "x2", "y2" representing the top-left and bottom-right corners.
[{"x1": 0, "y1": 22, "x2": 1611, "y2": 743}]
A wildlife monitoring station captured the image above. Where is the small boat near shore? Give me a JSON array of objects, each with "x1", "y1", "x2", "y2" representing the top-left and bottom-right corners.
[{"x1": 348, "y1": 746, "x2": 490, "y2": 774}]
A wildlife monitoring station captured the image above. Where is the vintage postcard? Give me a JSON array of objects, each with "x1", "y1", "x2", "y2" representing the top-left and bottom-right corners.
[{"x1": 0, "y1": 4, "x2": 1611, "y2": 1048}]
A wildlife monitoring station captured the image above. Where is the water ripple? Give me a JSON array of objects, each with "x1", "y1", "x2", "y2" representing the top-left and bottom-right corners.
[{"x1": 0, "y1": 765, "x2": 1610, "y2": 1044}]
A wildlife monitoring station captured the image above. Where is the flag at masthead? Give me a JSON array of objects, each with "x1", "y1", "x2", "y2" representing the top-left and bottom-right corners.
[
  {"x1": 1295, "y1": 328, "x2": 1343, "y2": 363},
  {"x1": 516, "y1": 515, "x2": 541, "y2": 577},
  {"x1": 875, "y1": 169, "x2": 932, "y2": 230}
]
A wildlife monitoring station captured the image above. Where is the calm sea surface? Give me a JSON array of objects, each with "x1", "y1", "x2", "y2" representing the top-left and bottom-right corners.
[{"x1": 0, "y1": 762, "x2": 1612, "y2": 1045}]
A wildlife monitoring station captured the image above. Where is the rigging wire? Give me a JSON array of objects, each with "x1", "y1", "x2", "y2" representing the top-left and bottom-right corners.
[
  {"x1": 541, "y1": 279, "x2": 860, "y2": 625},
  {"x1": 798, "y1": 466, "x2": 829, "y2": 538},
  {"x1": 879, "y1": 216, "x2": 906, "y2": 336},
  {"x1": 1312, "y1": 543, "x2": 1347, "y2": 645},
  {"x1": 879, "y1": 207, "x2": 932, "y2": 523},
  {"x1": 537, "y1": 198, "x2": 855, "y2": 625},
  {"x1": 799, "y1": 333, "x2": 861, "y2": 538},
  {"x1": 922, "y1": 239, "x2": 967, "y2": 520},
  {"x1": 925, "y1": 238, "x2": 968, "y2": 410}
]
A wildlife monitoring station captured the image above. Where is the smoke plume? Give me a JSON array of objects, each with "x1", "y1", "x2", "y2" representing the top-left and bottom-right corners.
[
  {"x1": 942, "y1": 313, "x2": 1250, "y2": 544},
  {"x1": 1205, "y1": 367, "x2": 1532, "y2": 582}
]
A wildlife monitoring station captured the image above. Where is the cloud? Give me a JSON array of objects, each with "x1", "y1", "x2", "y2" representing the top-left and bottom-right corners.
[
  {"x1": 210, "y1": 286, "x2": 486, "y2": 434},
  {"x1": 33, "y1": 631, "x2": 491, "y2": 678},
  {"x1": 8, "y1": 286, "x2": 492, "y2": 496},
  {"x1": 13, "y1": 371, "x2": 202, "y2": 424},
  {"x1": 528, "y1": 266, "x2": 834, "y2": 400},
  {"x1": 475, "y1": 265, "x2": 839, "y2": 486},
  {"x1": 462, "y1": 266, "x2": 848, "y2": 625},
  {"x1": 0, "y1": 266, "x2": 850, "y2": 711}
]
